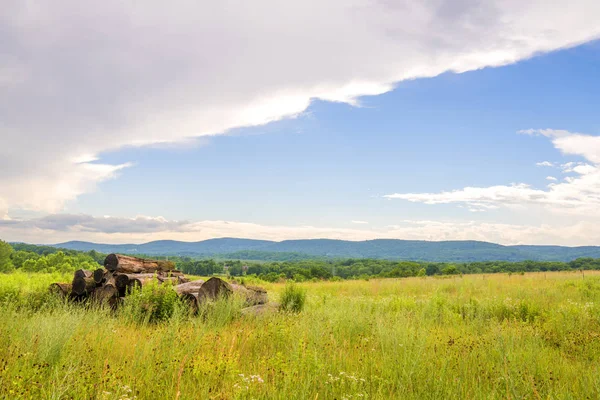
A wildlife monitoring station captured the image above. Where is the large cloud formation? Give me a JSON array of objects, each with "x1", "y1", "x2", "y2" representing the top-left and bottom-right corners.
[{"x1": 2, "y1": 0, "x2": 600, "y2": 217}]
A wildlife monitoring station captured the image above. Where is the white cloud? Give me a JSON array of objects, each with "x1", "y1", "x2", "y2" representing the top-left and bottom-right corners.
[
  {"x1": 386, "y1": 129, "x2": 600, "y2": 216},
  {"x1": 386, "y1": 183, "x2": 546, "y2": 207},
  {"x1": 536, "y1": 161, "x2": 554, "y2": 167},
  {"x1": 0, "y1": 199, "x2": 8, "y2": 220},
  {"x1": 521, "y1": 129, "x2": 600, "y2": 163},
  {"x1": 2, "y1": 1, "x2": 600, "y2": 213},
  {"x1": 560, "y1": 161, "x2": 591, "y2": 173},
  {"x1": 546, "y1": 176, "x2": 557, "y2": 181},
  {"x1": 571, "y1": 164, "x2": 596, "y2": 175},
  {"x1": 2, "y1": 214, "x2": 600, "y2": 246},
  {"x1": 351, "y1": 220, "x2": 369, "y2": 224},
  {"x1": 0, "y1": 161, "x2": 131, "y2": 213}
]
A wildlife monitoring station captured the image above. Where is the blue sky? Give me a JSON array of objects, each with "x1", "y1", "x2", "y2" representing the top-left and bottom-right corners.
[
  {"x1": 2, "y1": 1, "x2": 600, "y2": 245},
  {"x1": 70, "y1": 42, "x2": 599, "y2": 228}
]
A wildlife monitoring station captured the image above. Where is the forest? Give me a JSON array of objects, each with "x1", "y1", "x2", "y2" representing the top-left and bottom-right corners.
[{"x1": 2, "y1": 240, "x2": 599, "y2": 280}]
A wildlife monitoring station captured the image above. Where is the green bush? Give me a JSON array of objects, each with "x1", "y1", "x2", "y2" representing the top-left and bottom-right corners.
[
  {"x1": 120, "y1": 281, "x2": 185, "y2": 323},
  {"x1": 442, "y1": 265, "x2": 460, "y2": 275},
  {"x1": 0, "y1": 240, "x2": 14, "y2": 273},
  {"x1": 293, "y1": 273, "x2": 306, "y2": 282},
  {"x1": 279, "y1": 282, "x2": 306, "y2": 313}
]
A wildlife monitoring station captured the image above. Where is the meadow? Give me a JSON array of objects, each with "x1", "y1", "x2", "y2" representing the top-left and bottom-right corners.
[{"x1": 1, "y1": 271, "x2": 600, "y2": 399}]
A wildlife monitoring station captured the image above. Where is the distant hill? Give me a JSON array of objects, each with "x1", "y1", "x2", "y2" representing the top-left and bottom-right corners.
[{"x1": 51, "y1": 238, "x2": 600, "y2": 262}]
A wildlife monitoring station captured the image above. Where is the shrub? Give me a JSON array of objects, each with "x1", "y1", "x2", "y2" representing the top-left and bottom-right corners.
[
  {"x1": 442, "y1": 265, "x2": 460, "y2": 275},
  {"x1": 261, "y1": 272, "x2": 281, "y2": 282},
  {"x1": 279, "y1": 282, "x2": 306, "y2": 313},
  {"x1": 0, "y1": 241, "x2": 14, "y2": 273},
  {"x1": 120, "y1": 281, "x2": 184, "y2": 323},
  {"x1": 292, "y1": 273, "x2": 306, "y2": 282}
]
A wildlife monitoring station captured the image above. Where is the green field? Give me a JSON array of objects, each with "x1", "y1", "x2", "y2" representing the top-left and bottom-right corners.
[{"x1": 2, "y1": 271, "x2": 600, "y2": 399}]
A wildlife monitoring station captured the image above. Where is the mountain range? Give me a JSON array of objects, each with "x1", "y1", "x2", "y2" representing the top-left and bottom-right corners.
[{"x1": 52, "y1": 238, "x2": 600, "y2": 262}]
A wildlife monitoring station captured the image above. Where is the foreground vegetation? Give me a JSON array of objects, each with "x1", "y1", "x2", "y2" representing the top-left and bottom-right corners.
[{"x1": 2, "y1": 270, "x2": 600, "y2": 398}]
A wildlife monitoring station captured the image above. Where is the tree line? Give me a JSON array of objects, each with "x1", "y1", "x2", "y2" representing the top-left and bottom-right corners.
[
  {"x1": 167, "y1": 254, "x2": 600, "y2": 281},
  {"x1": 0, "y1": 241, "x2": 103, "y2": 273},
  {"x1": 2, "y1": 240, "x2": 600, "y2": 280}
]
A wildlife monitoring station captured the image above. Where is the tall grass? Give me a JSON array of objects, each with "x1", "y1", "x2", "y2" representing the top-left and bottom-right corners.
[
  {"x1": 279, "y1": 282, "x2": 306, "y2": 313},
  {"x1": 1, "y1": 271, "x2": 600, "y2": 398}
]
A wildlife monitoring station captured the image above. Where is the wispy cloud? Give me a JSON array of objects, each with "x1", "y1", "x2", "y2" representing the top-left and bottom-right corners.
[
  {"x1": 0, "y1": 214, "x2": 187, "y2": 234},
  {"x1": 351, "y1": 220, "x2": 369, "y2": 224},
  {"x1": 385, "y1": 183, "x2": 543, "y2": 208},
  {"x1": 536, "y1": 161, "x2": 554, "y2": 167},
  {"x1": 385, "y1": 129, "x2": 600, "y2": 216}
]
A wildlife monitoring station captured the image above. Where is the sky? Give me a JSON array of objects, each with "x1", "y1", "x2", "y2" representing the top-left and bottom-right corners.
[{"x1": 1, "y1": 0, "x2": 600, "y2": 246}]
